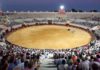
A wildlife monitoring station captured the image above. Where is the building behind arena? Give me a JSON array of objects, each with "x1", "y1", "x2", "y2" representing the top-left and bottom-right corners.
[{"x1": 3, "y1": 12, "x2": 100, "y2": 19}]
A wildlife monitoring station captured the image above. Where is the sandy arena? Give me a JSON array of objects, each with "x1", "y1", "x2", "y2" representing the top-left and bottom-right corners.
[{"x1": 6, "y1": 25, "x2": 92, "y2": 49}]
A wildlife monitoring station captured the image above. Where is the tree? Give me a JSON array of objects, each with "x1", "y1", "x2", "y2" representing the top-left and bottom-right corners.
[
  {"x1": 90, "y1": 10, "x2": 98, "y2": 12},
  {"x1": 71, "y1": 9, "x2": 77, "y2": 12},
  {"x1": 78, "y1": 9, "x2": 83, "y2": 12}
]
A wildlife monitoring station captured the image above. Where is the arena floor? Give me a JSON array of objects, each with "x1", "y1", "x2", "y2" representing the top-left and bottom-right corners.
[{"x1": 6, "y1": 25, "x2": 92, "y2": 49}]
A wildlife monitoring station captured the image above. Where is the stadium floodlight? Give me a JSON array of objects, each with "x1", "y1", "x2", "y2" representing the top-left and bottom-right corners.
[{"x1": 60, "y1": 5, "x2": 65, "y2": 10}]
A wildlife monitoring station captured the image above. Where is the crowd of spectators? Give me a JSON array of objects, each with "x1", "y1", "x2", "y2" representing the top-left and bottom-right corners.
[
  {"x1": 54, "y1": 40, "x2": 100, "y2": 70},
  {"x1": 0, "y1": 20, "x2": 100, "y2": 70},
  {"x1": 0, "y1": 41, "x2": 41, "y2": 70},
  {"x1": 71, "y1": 19, "x2": 99, "y2": 28}
]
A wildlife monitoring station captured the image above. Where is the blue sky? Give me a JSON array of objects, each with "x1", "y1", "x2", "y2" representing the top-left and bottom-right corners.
[{"x1": 0, "y1": 0, "x2": 100, "y2": 11}]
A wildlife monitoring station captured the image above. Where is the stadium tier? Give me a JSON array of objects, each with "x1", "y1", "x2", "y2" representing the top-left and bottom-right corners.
[{"x1": 0, "y1": 12, "x2": 100, "y2": 70}]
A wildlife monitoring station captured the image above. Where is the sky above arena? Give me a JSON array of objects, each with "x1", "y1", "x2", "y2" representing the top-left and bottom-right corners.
[{"x1": 0, "y1": 0, "x2": 100, "y2": 11}]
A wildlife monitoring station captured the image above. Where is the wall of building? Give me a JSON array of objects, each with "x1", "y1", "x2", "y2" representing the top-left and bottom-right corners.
[{"x1": 4, "y1": 12, "x2": 100, "y2": 20}]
